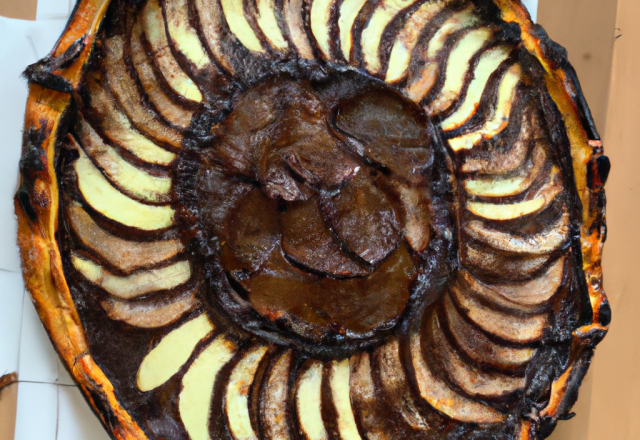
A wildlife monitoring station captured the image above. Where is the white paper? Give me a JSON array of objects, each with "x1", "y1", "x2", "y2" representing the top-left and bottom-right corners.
[
  {"x1": 0, "y1": 16, "x2": 68, "y2": 274},
  {"x1": 14, "y1": 382, "x2": 59, "y2": 440},
  {"x1": 58, "y1": 386, "x2": 111, "y2": 440},
  {"x1": 0, "y1": 271, "x2": 25, "y2": 377},
  {"x1": 522, "y1": 0, "x2": 538, "y2": 22},
  {"x1": 17, "y1": 296, "x2": 64, "y2": 384}
]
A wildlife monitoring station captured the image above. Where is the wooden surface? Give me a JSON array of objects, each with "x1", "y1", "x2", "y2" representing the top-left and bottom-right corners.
[
  {"x1": 538, "y1": 0, "x2": 618, "y2": 135},
  {"x1": 585, "y1": 0, "x2": 640, "y2": 438},
  {"x1": 0, "y1": 375, "x2": 18, "y2": 440},
  {"x1": 0, "y1": 0, "x2": 36, "y2": 20}
]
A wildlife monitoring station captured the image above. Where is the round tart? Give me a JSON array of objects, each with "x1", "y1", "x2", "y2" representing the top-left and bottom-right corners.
[{"x1": 16, "y1": 0, "x2": 610, "y2": 439}]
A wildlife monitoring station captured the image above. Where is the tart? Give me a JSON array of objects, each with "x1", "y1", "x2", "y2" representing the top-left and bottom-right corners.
[{"x1": 16, "y1": 0, "x2": 610, "y2": 438}]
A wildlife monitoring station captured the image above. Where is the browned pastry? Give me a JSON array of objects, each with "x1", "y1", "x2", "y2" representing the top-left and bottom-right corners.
[{"x1": 15, "y1": 0, "x2": 610, "y2": 439}]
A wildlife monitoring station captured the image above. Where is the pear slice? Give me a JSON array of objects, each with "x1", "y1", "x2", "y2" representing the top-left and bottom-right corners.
[
  {"x1": 441, "y1": 45, "x2": 512, "y2": 131},
  {"x1": 283, "y1": 0, "x2": 315, "y2": 59},
  {"x1": 179, "y1": 336, "x2": 237, "y2": 440},
  {"x1": 194, "y1": 0, "x2": 236, "y2": 72},
  {"x1": 225, "y1": 346, "x2": 269, "y2": 440},
  {"x1": 427, "y1": 28, "x2": 493, "y2": 116},
  {"x1": 73, "y1": 122, "x2": 173, "y2": 203},
  {"x1": 72, "y1": 254, "x2": 191, "y2": 300},
  {"x1": 467, "y1": 166, "x2": 563, "y2": 221},
  {"x1": 137, "y1": 313, "x2": 214, "y2": 391},
  {"x1": 348, "y1": 352, "x2": 390, "y2": 440},
  {"x1": 309, "y1": 0, "x2": 333, "y2": 58},
  {"x1": 449, "y1": 286, "x2": 547, "y2": 344},
  {"x1": 103, "y1": 34, "x2": 183, "y2": 149},
  {"x1": 74, "y1": 145, "x2": 175, "y2": 230},
  {"x1": 83, "y1": 72, "x2": 177, "y2": 166},
  {"x1": 219, "y1": 0, "x2": 265, "y2": 53},
  {"x1": 464, "y1": 206, "x2": 570, "y2": 256},
  {"x1": 463, "y1": 144, "x2": 548, "y2": 198},
  {"x1": 385, "y1": 0, "x2": 453, "y2": 83},
  {"x1": 68, "y1": 203, "x2": 183, "y2": 274},
  {"x1": 410, "y1": 326, "x2": 506, "y2": 423},
  {"x1": 463, "y1": 241, "x2": 554, "y2": 282},
  {"x1": 375, "y1": 338, "x2": 430, "y2": 431},
  {"x1": 429, "y1": 311, "x2": 525, "y2": 398},
  {"x1": 405, "y1": 7, "x2": 480, "y2": 102},
  {"x1": 361, "y1": 0, "x2": 420, "y2": 74},
  {"x1": 260, "y1": 350, "x2": 294, "y2": 440},
  {"x1": 337, "y1": 0, "x2": 368, "y2": 60},
  {"x1": 256, "y1": 0, "x2": 288, "y2": 50},
  {"x1": 129, "y1": 19, "x2": 195, "y2": 129},
  {"x1": 448, "y1": 63, "x2": 522, "y2": 151},
  {"x1": 165, "y1": 0, "x2": 221, "y2": 69},
  {"x1": 142, "y1": 0, "x2": 203, "y2": 102},
  {"x1": 443, "y1": 294, "x2": 535, "y2": 372},
  {"x1": 101, "y1": 286, "x2": 198, "y2": 328},
  {"x1": 296, "y1": 361, "x2": 328, "y2": 440},
  {"x1": 329, "y1": 359, "x2": 362, "y2": 440},
  {"x1": 457, "y1": 258, "x2": 565, "y2": 312}
]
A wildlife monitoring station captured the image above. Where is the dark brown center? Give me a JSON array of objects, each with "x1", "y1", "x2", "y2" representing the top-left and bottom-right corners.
[{"x1": 187, "y1": 73, "x2": 452, "y2": 351}]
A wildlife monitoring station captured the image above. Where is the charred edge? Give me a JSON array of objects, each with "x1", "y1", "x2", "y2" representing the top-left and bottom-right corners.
[
  {"x1": 526, "y1": 55, "x2": 594, "y2": 328},
  {"x1": 22, "y1": 38, "x2": 86, "y2": 93},
  {"x1": 17, "y1": 125, "x2": 51, "y2": 221},
  {"x1": 538, "y1": 349, "x2": 594, "y2": 439}
]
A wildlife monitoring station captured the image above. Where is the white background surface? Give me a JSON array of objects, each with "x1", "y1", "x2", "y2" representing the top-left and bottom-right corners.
[{"x1": 0, "y1": 0, "x2": 538, "y2": 439}]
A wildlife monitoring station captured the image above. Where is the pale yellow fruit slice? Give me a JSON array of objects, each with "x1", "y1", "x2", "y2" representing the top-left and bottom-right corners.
[
  {"x1": 330, "y1": 359, "x2": 362, "y2": 440},
  {"x1": 73, "y1": 123, "x2": 172, "y2": 203},
  {"x1": 410, "y1": 327, "x2": 506, "y2": 423},
  {"x1": 284, "y1": 0, "x2": 315, "y2": 59},
  {"x1": 405, "y1": 7, "x2": 481, "y2": 103},
  {"x1": 143, "y1": 0, "x2": 202, "y2": 102},
  {"x1": 296, "y1": 361, "x2": 328, "y2": 440},
  {"x1": 427, "y1": 27, "x2": 492, "y2": 115},
  {"x1": 74, "y1": 146, "x2": 175, "y2": 230},
  {"x1": 260, "y1": 350, "x2": 293, "y2": 440},
  {"x1": 467, "y1": 166, "x2": 562, "y2": 221},
  {"x1": 256, "y1": 0, "x2": 288, "y2": 50},
  {"x1": 225, "y1": 346, "x2": 269, "y2": 440},
  {"x1": 463, "y1": 144, "x2": 547, "y2": 197},
  {"x1": 138, "y1": 314, "x2": 215, "y2": 391},
  {"x1": 166, "y1": 0, "x2": 216, "y2": 68},
  {"x1": 385, "y1": 0, "x2": 452, "y2": 83},
  {"x1": 260, "y1": 351, "x2": 294, "y2": 440},
  {"x1": 194, "y1": 0, "x2": 235, "y2": 72},
  {"x1": 84, "y1": 78, "x2": 177, "y2": 166},
  {"x1": 310, "y1": 0, "x2": 335, "y2": 58},
  {"x1": 361, "y1": 0, "x2": 419, "y2": 74},
  {"x1": 101, "y1": 287, "x2": 198, "y2": 329},
  {"x1": 448, "y1": 63, "x2": 522, "y2": 151},
  {"x1": 220, "y1": 0, "x2": 265, "y2": 53},
  {"x1": 180, "y1": 336, "x2": 237, "y2": 440},
  {"x1": 72, "y1": 255, "x2": 191, "y2": 300},
  {"x1": 464, "y1": 206, "x2": 570, "y2": 255},
  {"x1": 441, "y1": 45, "x2": 512, "y2": 131},
  {"x1": 67, "y1": 203, "x2": 183, "y2": 274},
  {"x1": 338, "y1": 0, "x2": 368, "y2": 60}
]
